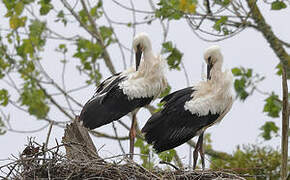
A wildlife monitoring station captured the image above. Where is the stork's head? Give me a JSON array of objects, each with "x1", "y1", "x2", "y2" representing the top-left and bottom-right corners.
[
  {"x1": 204, "y1": 45, "x2": 223, "y2": 80},
  {"x1": 133, "y1": 32, "x2": 152, "y2": 71}
]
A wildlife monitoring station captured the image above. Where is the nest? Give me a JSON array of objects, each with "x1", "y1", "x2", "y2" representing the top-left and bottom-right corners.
[{"x1": 0, "y1": 121, "x2": 246, "y2": 180}]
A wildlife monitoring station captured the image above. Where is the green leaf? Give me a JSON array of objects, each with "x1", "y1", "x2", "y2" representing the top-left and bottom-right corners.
[
  {"x1": 79, "y1": 9, "x2": 88, "y2": 24},
  {"x1": 134, "y1": 137, "x2": 154, "y2": 169},
  {"x1": 29, "y1": 20, "x2": 46, "y2": 49},
  {"x1": 232, "y1": 67, "x2": 263, "y2": 101},
  {"x1": 214, "y1": 0, "x2": 231, "y2": 6},
  {"x1": 155, "y1": 0, "x2": 183, "y2": 20},
  {"x1": 245, "y1": 69, "x2": 252, "y2": 78},
  {"x1": 213, "y1": 16, "x2": 228, "y2": 32},
  {"x1": 234, "y1": 78, "x2": 248, "y2": 100},
  {"x1": 263, "y1": 93, "x2": 282, "y2": 118},
  {"x1": 38, "y1": 0, "x2": 53, "y2": 15},
  {"x1": 275, "y1": 63, "x2": 290, "y2": 79},
  {"x1": 159, "y1": 85, "x2": 171, "y2": 98},
  {"x1": 231, "y1": 67, "x2": 242, "y2": 76},
  {"x1": 20, "y1": 82, "x2": 49, "y2": 119},
  {"x1": 162, "y1": 41, "x2": 183, "y2": 70},
  {"x1": 0, "y1": 89, "x2": 9, "y2": 106},
  {"x1": 158, "y1": 149, "x2": 176, "y2": 162},
  {"x1": 0, "y1": 117, "x2": 6, "y2": 135},
  {"x1": 260, "y1": 121, "x2": 279, "y2": 140},
  {"x1": 90, "y1": 2, "x2": 103, "y2": 19},
  {"x1": 55, "y1": 10, "x2": 67, "y2": 26},
  {"x1": 155, "y1": 101, "x2": 165, "y2": 113},
  {"x1": 9, "y1": 15, "x2": 27, "y2": 29},
  {"x1": 271, "y1": 1, "x2": 287, "y2": 10},
  {"x1": 99, "y1": 26, "x2": 114, "y2": 46},
  {"x1": 134, "y1": 138, "x2": 144, "y2": 147},
  {"x1": 15, "y1": 1, "x2": 24, "y2": 15}
]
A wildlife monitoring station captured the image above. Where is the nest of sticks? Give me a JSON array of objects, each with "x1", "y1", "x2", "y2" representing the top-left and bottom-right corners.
[{"x1": 0, "y1": 120, "x2": 246, "y2": 180}]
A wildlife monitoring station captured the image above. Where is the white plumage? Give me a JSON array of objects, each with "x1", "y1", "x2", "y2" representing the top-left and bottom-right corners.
[
  {"x1": 119, "y1": 33, "x2": 167, "y2": 99},
  {"x1": 184, "y1": 46, "x2": 234, "y2": 116},
  {"x1": 80, "y1": 32, "x2": 167, "y2": 159},
  {"x1": 142, "y1": 45, "x2": 234, "y2": 170}
]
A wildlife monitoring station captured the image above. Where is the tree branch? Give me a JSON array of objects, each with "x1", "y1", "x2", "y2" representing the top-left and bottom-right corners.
[
  {"x1": 281, "y1": 64, "x2": 289, "y2": 180},
  {"x1": 36, "y1": 82, "x2": 74, "y2": 120},
  {"x1": 247, "y1": 0, "x2": 290, "y2": 68},
  {"x1": 61, "y1": 0, "x2": 116, "y2": 74}
]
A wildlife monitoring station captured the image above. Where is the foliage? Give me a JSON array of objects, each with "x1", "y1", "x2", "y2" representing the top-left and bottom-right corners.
[
  {"x1": 0, "y1": 89, "x2": 9, "y2": 106},
  {"x1": 271, "y1": 1, "x2": 287, "y2": 10},
  {"x1": 259, "y1": 121, "x2": 279, "y2": 140},
  {"x1": 134, "y1": 138, "x2": 154, "y2": 169},
  {"x1": 162, "y1": 41, "x2": 183, "y2": 70},
  {"x1": 0, "y1": 117, "x2": 6, "y2": 135},
  {"x1": 211, "y1": 145, "x2": 285, "y2": 179},
  {"x1": 158, "y1": 149, "x2": 177, "y2": 162},
  {"x1": 263, "y1": 93, "x2": 282, "y2": 118},
  {"x1": 231, "y1": 67, "x2": 265, "y2": 101},
  {"x1": 20, "y1": 81, "x2": 49, "y2": 119}
]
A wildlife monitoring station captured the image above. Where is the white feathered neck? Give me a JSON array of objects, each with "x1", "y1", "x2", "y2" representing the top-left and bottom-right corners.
[{"x1": 185, "y1": 57, "x2": 234, "y2": 116}]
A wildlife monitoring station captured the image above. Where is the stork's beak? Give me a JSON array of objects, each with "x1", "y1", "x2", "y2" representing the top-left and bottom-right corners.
[
  {"x1": 135, "y1": 44, "x2": 142, "y2": 71},
  {"x1": 207, "y1": 57, "x2": 213, "y2": 80}
]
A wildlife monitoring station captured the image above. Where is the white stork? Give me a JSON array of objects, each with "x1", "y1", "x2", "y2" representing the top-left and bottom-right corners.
[
  {"x1": 141, "y1": 45, "x2": 234, "y2": 169},
  {"x1": 80, "y1": 32, "x2": 167, "y2": 159}
]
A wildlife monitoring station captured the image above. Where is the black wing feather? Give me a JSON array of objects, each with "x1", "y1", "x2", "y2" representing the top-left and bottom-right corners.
[
  {"x1": 142, "y1": 87, "x2": 220, "y2": 153},
  {"x1": 95, "y1": 72, "x2": 121, "y2": 94},
  {"x1": 80, "y1": 75, "x2": 153, "y2": 129}
]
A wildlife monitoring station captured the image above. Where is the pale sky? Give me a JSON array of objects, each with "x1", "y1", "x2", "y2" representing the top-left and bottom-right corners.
[{"x1": 0, "y1": 0, "x2": 289, "y2": 170}]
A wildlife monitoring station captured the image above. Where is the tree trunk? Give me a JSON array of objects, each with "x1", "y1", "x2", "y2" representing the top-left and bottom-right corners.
[{"x1": 62, "y1": 116, "x2": 100, "y2": 161}]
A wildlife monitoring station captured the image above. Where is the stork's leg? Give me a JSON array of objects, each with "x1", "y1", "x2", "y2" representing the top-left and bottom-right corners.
[
  {"x1": 193, "y1": 132, "x2": 204, "y2": 170},
  {"x1": 198, "y1": 132, "x2": 205, "y2": 170},
  {"x1": 129, "y1": 112, "x2": 137, "y2": 159},
  {"x1": 193, "y1": 143, "x2": 200, "y2": 170}
]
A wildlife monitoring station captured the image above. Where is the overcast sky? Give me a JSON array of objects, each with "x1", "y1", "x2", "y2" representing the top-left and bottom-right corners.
[{"x1": 0, "y1": 0, "x2": 289, "y2": 169}]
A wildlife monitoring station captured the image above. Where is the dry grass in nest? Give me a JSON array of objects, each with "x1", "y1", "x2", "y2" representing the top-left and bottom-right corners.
[{"x1": 0, "y1": 140, "x2": 246, "y2": 180}]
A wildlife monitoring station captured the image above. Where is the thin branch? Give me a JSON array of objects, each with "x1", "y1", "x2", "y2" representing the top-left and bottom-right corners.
[
  {"x1": 112, "y1": 122, "x2": 126, "y2": 155},
  {"x1": 101, "y1": 5, "x2": 127, "y2": 70},
  {"x1": 61, "y1": 0, "x2": 116, "y2": 74},
  {"x1": 111, "y1": 0, "x2": 154, "y2": 14},
  {"x1": 36, "y1": 82, "x2": 74, "y2": 120},
  {"x1": 61, "y1": 57, "x2": 76, "y2": 116},
  {"x1": 89, "y1": 130, "x2": 129, "y2": 140},
  {"x1": 129, "y1": 0, "x2": 137, "y2": 66},
  {"x1": 181, "y1": 62, "x2": 190, "y2": 87},
  {"x1": 6, "y1": 124, "x2": 50, "y2": 134}
]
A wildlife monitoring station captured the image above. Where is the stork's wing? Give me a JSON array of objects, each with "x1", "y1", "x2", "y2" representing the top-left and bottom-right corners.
[
  {"x1": 95, "y1": 72, "x2": 121, "y2": 94},
  {"x1": 80, "y1": 75, "x2": 153, "y2": 129},
  {"x1": 142, "y1": 87, "x2": 220, "y2": 153}
]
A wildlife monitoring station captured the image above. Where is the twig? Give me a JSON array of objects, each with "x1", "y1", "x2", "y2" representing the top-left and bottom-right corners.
[
  {"x1": 159, "y1": 161, "x2": 179, "y2": 170},
  {"x1": 89, "y1": 130, "x2": 129, "y2": 140},
  {"x1": 44, "y1": 121, "x2": 54, "y2": 152},
  {"x1": 111, "y1": 122, "x2": 126, "y2": 155}
]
